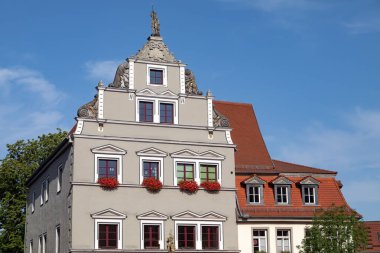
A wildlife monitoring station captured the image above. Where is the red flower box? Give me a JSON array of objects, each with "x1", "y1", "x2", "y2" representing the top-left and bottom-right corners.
[
  {"x1": 178, "y1": 180, "x2": 199, "y2": 194},
  {"x1": 142, "y1": 177, "x2": 163, "y2": 192},
  {"x1": 97, "y1": 177, "x2": 119, "y2": 190},
  {"x1": 200, "y1": 181, "x2": 221, "y2": 192}
]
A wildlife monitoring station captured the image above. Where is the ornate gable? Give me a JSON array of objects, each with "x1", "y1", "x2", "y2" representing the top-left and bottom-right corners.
[
  {"x1": 91, "y1": 208, "x2": 127, "y2": 219},
  {"x1": 271, "y1": 176, "x2": 293, "y2": 185},
  {"x1": 136, "y1": 147, "x2": 168, "y2": 157},
  {"x1": 159, "y1": 90, "x2": 177, "y2": 97},
  {"x1": 244, "y1": 175, "x2": 266, "y2": 185},
  {"x1": 170, "y1": 149, "x2": 199, "y2": 158},
  {"x1": 198, "y1": 150, "x2": 225, "y2": 160},
  {"x1": 91, "y1": 144, "x2": 127, "y2": 155},
  {"x1": 299, "y1": 176, "x2": 320, "y2": 185},
  {"x1": 137, "y1": 88, "x2": 158, "y2": 96},
  {"x1": 137, "y1": 210, "x2": 168, "y2": 220},
  {"x1": 132, "y1": 36, "x2": 179, "y2": 64}
]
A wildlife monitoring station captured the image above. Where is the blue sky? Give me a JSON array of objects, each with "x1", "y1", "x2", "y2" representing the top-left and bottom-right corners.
[{"x1": 1, "y1": 0, "x2": 379, "y2": 220}]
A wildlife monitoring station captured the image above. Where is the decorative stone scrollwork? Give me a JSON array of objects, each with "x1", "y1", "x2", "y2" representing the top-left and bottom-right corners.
[
  {"x1": 185, "y1": 69, "x2": 202, "y2": 95},
  {"x1": 133, "y1": 36, "x2": 179, "y2": 64},
  {"x1": 77, "y1": 95, "x2": 98, "y2": 119},
  {"x1": 213, "y1": 108, "x2": 230, "y2": 127},
  {"x1": 109, "y1": 62, "x2": 129, "y2": 88}
]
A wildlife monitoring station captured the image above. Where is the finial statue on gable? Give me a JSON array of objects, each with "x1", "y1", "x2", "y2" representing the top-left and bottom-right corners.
[{"x1": 151, "y1": 7, "x2": 160, "y2": 37}]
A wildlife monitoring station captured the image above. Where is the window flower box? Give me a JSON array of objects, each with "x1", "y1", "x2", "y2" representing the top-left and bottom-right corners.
[
  {"x1": 178, "y1": 180, "x2": 199, "y2": 194},
  {"x1": 200, "y1": 181, "x2": 221, "y2": 192},
  {"x1": 142, "y1": 177, "x2": 163, "y2": 192},
  {"x1": 97, "y1": 177, "x2": 119, "y2": 190}
]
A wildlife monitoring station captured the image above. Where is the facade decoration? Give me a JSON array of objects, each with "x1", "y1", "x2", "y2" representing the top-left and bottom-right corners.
[
  {"x1": 200, "y1": 181, "x2": 221, "y2": 192},
  {"x1": 132, "y1": 36, "x2": 179, "y2": 64},
  {"x1": 77, "y1": 94, "x2": 98, "y2": 119},
  {"x1": 178, "y1": 180, "x2": 199, "y2": 194},
  {"x1": 97, "y1": 177, "x2": 119, "y2": 190},
  {"x1": 109, "y1": 61, "x2": 129, "y2": 88},
  {"x1": 185, "y1": 69, "x2": 202, "y2": 95},
  {"x1": 151, "y1": 9, "x2": 160, "y2": 36},
  {"x1": 141, "y1": 177, "x2": 163, "y2": 192},
  {"x1": 213, "y1": 107, "x2": 230, "y2": 127}
]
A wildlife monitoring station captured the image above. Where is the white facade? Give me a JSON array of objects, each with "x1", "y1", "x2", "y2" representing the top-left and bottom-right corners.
[{"x1": 238, "y1": 222, "x2": 311, "y2": 253}]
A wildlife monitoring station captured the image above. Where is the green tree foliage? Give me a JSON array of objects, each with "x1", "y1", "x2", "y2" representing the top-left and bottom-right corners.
[
  {"x1": 0, "y1": 130, "x2": 67, "y2": 253},
  {"x1": 298, "y1": 206, "x2": 368, "y2": 253}
]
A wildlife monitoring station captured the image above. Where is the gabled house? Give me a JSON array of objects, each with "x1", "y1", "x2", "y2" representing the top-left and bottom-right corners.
[
  {"x1": 25, "y1": 11, "x2": 239, "y2": 253},
  {"x1": 214, "y1": 101, "x2": 352, "y2": 253}
]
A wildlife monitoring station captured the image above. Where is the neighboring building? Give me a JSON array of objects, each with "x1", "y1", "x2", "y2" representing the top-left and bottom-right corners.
[
  {"x1": 214, "y1": 101, "x2": 352, "y2": 253},
  {"x1": 24, "y1": 11, "x2": 355, "y2": 253},
  {"x1": 25, "y1": 11, "x2": 239, "y2": 253},
  {"x1": 363, "y1": 221, "x2": 380, "y2": 253}
]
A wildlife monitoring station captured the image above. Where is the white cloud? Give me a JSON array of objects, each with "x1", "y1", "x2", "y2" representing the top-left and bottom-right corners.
[
  {"x1": 85, "y1": 60, "x2": 120, "y2": 84},
  {"x1": 0, "y1": 67, "x2": 64, "y2": 104},
  {"x1": 275, "y1": 108, "x2": 380, "y2": 171},
  {"x1": 0, "y1": 67, "x2": 67, "y2": 156},
  {"x1": 343, "y1": 18, "x2": 380, "y2": 34}
]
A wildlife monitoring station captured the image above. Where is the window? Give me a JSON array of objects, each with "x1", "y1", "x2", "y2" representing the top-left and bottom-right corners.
[
  {"x1": 30, "y1": 240, "x2": 33, "y2": 253},
  {"x1": 98, "y1": 159, "x2": 117, "y2": 179},
  {"x1": 139, "y1": 101, "x2": 154, "y2": 122},
  {"x1": 303, "y1": 186, "x2": 317, "y2": 205},
  {"x1": 143, "y1": 161, "x2": 159, "y2": 179},
  {"x1": 248, "y1": 186, "x2": 262, "y2": 204},
  {"x1": 160, "y1": 103, "x2": 174, "y2": 124},
  {"x1": 98, "y1": 224, "x2": 118, "y2": 249},
  {"x1": 178, "y1": 225, "x2": 196, "y2": 249},
  {"x1": 200, "y1": 164, "x2": 217, "y2": 183},
  {"x1": 147, "y1": 64, "x2": 167, "y2": 86},
  {"x1": 176, "y1": 163, "x2": 194, "y2": 182},
  {"x1": 41, "y1": 180, "x2": 48, "y2": 205},
  {"x1": 276, "y1": 186, "x2": 289, "y2": 204},
  {"x1": 39, "y1": 234, "x2": 46, "y2": 253},
  {"x1": 150, "y1": 69, "x2": 163, "y2": 85},
  {"x1": 57, "y1": 165, "x2": 63, "y2": 193},
  {"x1": 202, "y1": 226, "x2": 219, "y2": 249},
  {"x1": 276, "y1": 229, "x2": 291, "y2": 253},
  {"x1": 252, "y1": 229, "x2": 268, "y2": 253},
  {"x1": 32, "y1": 192, "x2": 35, "y2": 213},
  {"x1": 56, "y1": 226, "x2": 60, "y2": 253},
  {"x1": 143, "y1": 224, "x2": 160, "y2": 249}
]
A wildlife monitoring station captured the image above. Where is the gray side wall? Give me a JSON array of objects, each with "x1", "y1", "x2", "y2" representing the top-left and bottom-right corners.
[{"x1": 25, "y1": 146, "x2": 73, "y2": 253}]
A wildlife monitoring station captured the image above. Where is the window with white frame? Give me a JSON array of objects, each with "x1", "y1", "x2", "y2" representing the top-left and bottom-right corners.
[
  {"x1": 31, "y1": 192, "x2": 35, "y2": 213},
  {"x1": 276, "y1": 229, "x2": 291, "y2": 253},
  {"x1": 29, "y1": 240, "x2": 33, "y2": 253},
  {"x1": 140, "y1": 221, "x2": 164, "y2": 249},
  {"x1": 57, "y1": 165, "x2": 63, "y2": 193},
  {"x1": 56, "y1": 225, "x2": 60, "y2": 253},
  {"x1": 140, "y1": 158, "x2": 163, "y2": 183},
  {"x1": 173, "y1": 159, "x2": 221, "y2": 185},
  {"x1": 38, "y1": 235, "x2": 42, "y2": 253},
  {"x1": 275, "y1": 185, "x2": 290, "y2": 205},
  {"x1": 147, "y1": 64, "x2": 167, "y2": 86},
  {"x1": 95, "y1": 219, "x2": 122, "y2": 250},
  {"x1": 252, "y1": 229, "x2": 268, "y2": 253},
  {"x1": 247, "y1": 185, "x2": 263, "y2": 204},
  {"x1": 136, "y1": 98, "x2": 178, "y2": 124},
  {"x1": 39, "y1": 234, "x2": 46, "y2": 253},
  {"x1": 40, "y1": 180, "x2": 48, "y2": 206},
  {"x1": 94, "y1": 154, "x2": 122, "y2": 183},
  {"x1": 175, "y1": 221, "x2": 223, "y2": 250},
  {"x1": 302, "y1": 186, "x2": 317, "y2": 205}
]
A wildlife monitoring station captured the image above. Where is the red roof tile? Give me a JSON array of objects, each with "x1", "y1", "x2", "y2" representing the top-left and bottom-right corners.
[
  {"x1": 213, "y1": 100, "x2": 273, "y2": 168},
  {"x1": 273, "y1": 160, "x2": 337, "y2": 175},
  {"x1": 236, "y1": 175, "x2": 350, "y2": 218},
  {"x1": 363, "y1": 221, "x2": 380, "y2": 252}
]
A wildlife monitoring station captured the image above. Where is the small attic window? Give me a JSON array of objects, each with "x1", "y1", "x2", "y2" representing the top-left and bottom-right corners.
[
  {"x1": 150, "y1": 69, "x2": 163, "y2": 84},
  {"x1": 147, "y1": 64, "x2": 167, "y2": 86}
]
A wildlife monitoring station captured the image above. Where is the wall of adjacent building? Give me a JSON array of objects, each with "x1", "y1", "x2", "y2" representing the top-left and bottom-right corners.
[
  {"x1": 25, "y1": 145, "x2": 73, "y2": 253},
  {"x1": 238, "y1": 222, "x2": 311, "y2": 253}
]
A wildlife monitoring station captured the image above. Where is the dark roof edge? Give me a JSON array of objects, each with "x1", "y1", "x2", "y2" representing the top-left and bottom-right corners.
[{"x1": 26, "y1": 138, "x2": 71, "y2": 187}]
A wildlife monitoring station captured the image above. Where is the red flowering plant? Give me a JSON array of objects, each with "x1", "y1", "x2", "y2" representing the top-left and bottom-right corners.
[
  {"x1": 142, "y1": 177, "x2": 163, "y2": 192},
  {"x1": 97, "y1": 177, "x2": 119, "y2": 190},
  {"x1": 200, "y1": 181, "x2": 221, "y2": 192},
  {"x1": 178, "y1": 180, "x2": 199, "y2": 194}
]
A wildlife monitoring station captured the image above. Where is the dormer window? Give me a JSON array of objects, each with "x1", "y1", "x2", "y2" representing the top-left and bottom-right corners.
[
  {"x1": 299, "y1": 177, "x2": 320, "y2": 205},
  {"x1": 244, "y1": 175, "x2": 265, "y2": 205},
  {"x1": 272, "y1": 176, "x2": 292, "y2": 205},
  {"x1": 150, "y1": 69, "x2": 163, "y2": 84}
]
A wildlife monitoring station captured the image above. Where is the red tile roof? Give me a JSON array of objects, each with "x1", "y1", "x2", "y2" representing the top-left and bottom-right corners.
[
  {"x1": 273, "y1": 160, "x2": 337, "y2": 175},
  {"x1": 213, "y1": 101, "x2": 273, "y2": 168},
  {"x1": 236, "y1": 175, "x2": 349, "y2": 218},
  {"x1": 364, "y1": 221, "x2": 380, "y2": 252}
]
